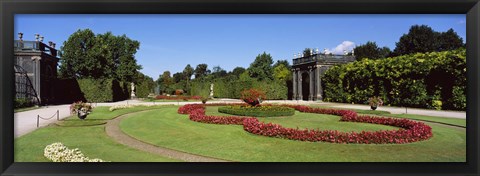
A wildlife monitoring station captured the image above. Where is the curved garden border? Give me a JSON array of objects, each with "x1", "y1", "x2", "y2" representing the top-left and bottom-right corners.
[{"x1": 178, "y1": 104, "x2": 433, "y2": 144}]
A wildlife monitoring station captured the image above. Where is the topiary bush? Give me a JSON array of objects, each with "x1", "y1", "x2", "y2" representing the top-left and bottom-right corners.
[{"x1": 218, "y1": 105, "x2": 295, "y2": 117}]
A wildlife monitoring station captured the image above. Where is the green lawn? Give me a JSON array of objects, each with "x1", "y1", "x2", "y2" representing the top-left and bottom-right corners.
[
  {"x1": 14, "y1": 106, "x2": 40, "y2": 113},
  {"x1": 120, "y1": 106, "x2": 466, "y2": 162},
  {"x1": 309, "y1": 105, "x2": 466, "y2": 127},
  {"x1": 15, "y1": 106, "x2": 180, "y2": 162}
]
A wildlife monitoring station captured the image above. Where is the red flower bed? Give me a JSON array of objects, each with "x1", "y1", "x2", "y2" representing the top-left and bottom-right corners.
[
  {"x1": 178, "y1": 104, "x2": 433, "y2": 144},
  {"x1": 178, "y1": 103, "x2": 251, "y2": 125}
]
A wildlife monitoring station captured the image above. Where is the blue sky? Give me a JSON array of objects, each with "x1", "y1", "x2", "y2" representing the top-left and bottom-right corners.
[{"x1": 15, "y1": 14, "x2": 466, "y2": 79}]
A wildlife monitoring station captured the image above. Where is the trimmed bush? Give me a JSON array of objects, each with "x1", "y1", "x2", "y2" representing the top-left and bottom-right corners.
[
  {"x1": 218, "y1": 105, "x2": 295, "y2": 117},
  {"x1": 77, "y1": 78, "x2": 130, "y2": 102}
]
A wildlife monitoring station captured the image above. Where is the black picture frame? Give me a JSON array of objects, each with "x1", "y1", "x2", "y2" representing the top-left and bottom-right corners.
[{"x1": 1, "y1": 0, "x2": 479, "y2": 175}]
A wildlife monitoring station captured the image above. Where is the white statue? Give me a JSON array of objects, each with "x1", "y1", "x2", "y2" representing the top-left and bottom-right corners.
[
  {"x1": 131, "y1": 82, "x2": 136, "y2": 98},
  {"x1": 209, "y1": 83, "x2": 214, "y2": 98}
]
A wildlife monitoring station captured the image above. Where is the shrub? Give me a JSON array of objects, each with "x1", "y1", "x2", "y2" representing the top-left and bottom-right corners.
[
  {"x1": 15, "y1": 98, "x2": 33, "y2": 109},
  {"x1": 322, "y1": 49, "x2": 466, "y2": 110},
  {"x1": 431, "y1": 100, "x2": 442, "y2": 110},
  {"x1": 77, "y1": 78, "x2": 130, "y2": 102},
  {"x1": 241, "y1": 88, "x2": 266, "y2": 106},
  {"x1": 218, "y1": 105, "x2": 295, "y2": 117}
]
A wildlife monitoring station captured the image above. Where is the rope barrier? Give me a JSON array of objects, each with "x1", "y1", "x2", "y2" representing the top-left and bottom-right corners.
[{"x1": 37, "y1": 110, "x2": 59, "y2": 128}]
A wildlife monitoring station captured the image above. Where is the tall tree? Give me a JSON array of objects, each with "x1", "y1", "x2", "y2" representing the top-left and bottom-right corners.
[
  {"x1": 182, "y1": 64, "x2": 194, "y2": 93},
  {"x1": 353, "y1": 41, "x2": 391, "y2": 60},
  {"x1": 194, "y1": 63, "x2": 210, "y2": 79},
  {"x1": 393, "y1": 25, "x2": 439, "y2": 56},
  {"x1": 247, "y1": 52, "x2": 274, "y2": 81},
  {"x1": 438, "y1": 28, "x2": 464, "y2": 51},
  {"x1": 182, "y1": 64, "x2": 194, "y2": 82},
  {"x1": 211, "y1": 65, "x2": 227, "y2": 78},
  {"x1": 59, "y1": 29, "x2": 97, "y2": 78},
  {"x1": 158, "y1": 71, "x2": 173, "y2": 94},
  {"x1": 230, "y1": 67, "x2": 246, "y2": 78},
  {"x1": 303, "y1": 48, "x2": 313, "y2": 57},
  {"x1": 273, "y1": 60, "x2": 291, "y2": 70},
  {"x1": 59, "y1": 29, "x2": 141, "y2": 82},
  {"x1": 273, "y1": 64, "x2": 292, "y2": 82}
]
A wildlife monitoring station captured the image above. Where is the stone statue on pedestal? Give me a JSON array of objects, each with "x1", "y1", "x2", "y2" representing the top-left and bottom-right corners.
[{"x1": 131, "y1": 82, "x2": 136, "y2": 98}]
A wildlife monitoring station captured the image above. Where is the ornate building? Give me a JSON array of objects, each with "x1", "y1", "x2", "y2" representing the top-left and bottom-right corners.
[
  {"x1": 14, "y1": 33, "x2": 59, "y2": 105},
  {"x1": 292, "y1": 50, "x2": 355, "y2": 101}
]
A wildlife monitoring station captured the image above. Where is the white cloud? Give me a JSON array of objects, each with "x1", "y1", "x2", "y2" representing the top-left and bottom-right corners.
[{"x1": 324, "y1": 41, "x2": 355, "y2": 55}]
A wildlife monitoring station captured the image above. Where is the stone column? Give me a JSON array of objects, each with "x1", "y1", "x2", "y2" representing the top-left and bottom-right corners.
[
  {"x1": 297, "y1": 70, "x2": 303, "y2": 100},
  {"x1": 308, "y1": 68, "x2": 315, "y2": 101},
  {"x1": 292, "y1": 69, "x2": 297, "y2": 100},
  {"x1": 316, "y1": 65, "x2": 323, "y2": 101}
]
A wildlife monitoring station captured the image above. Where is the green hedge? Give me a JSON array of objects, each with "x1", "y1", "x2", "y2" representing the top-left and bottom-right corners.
[
  {"x1": 218, "y1": 105, "x2": 295, "y2": 117},
  {"x1": 191, "y1": 78, "x2": 288, "y2": 100},
  {"x1": 77, "y1": 78, "x2": 130, "y2": 102},
  {"x1": 322, "y1": 49, "x2": 466, "y2": 110}
]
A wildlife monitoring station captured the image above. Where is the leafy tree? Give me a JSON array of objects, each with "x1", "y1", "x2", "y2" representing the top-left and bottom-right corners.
[
  {"x1": 172, "y1": 72, "x2": 184, "y2": 83},
  {"x1": 273, "y1": 60, "x2": 291, "y2": 70},
  {"x1": 247, "y1": 52, "x2": 274, "y2": 81},
  {"x1": 194, "y1": 63, "x2": 210, "y2": 79},
  {"x1": 134, "y1": 72, "x2": 155, "y2": 98},
  {"x1": 59, "y1": 29, "x2": 141, "y2": 82},
  {"x1": 438, "y1": 29, "x2": 464, "y2": 51},
  {"x1": 158, "y1": 71, "x2": 173, "y2": 94},
  {"x1": 230, "y1": 67, "x2": 246, "y2": 78},
  {"x1": 273, "y1": 63, "x2": 292, "y2": 82},
  {"x1": 182, "y1": 64, "x2": 194, "y2": 93},
  {"x1": 353, "y1": 41, "x2": 391, "y2": 60},
  {"x1": 183, "y1": 64, "x2": 194, "y2": 82},
  {"x1": 303, "y1": 48, "x2": 313, "y2": 57},
  {"x1": 211, "y1": 66, "x2": 227, "y2": 78},
  {"x1": 393, "y1": 25, "x2": 464, "y2": 56},
  {"x1": 59, "y1": 29, "x2": 97, "y2": 78},
  {"x1": 393, "y1": 25, "x2": 439, "y2": 56}
]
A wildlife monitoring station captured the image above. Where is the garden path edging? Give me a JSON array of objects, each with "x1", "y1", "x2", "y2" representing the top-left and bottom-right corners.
[{"x1": 105, "y1": 110, "x2": 229, "y2": 162}]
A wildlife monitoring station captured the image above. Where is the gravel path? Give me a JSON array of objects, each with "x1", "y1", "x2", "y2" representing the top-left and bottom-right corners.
[{"x1": 105, "y1": 110, "x2": 229, "y2": 162}]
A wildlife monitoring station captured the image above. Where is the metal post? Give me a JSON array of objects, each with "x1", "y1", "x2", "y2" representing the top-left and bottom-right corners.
[
  {"x1": 57, "y1": 110, "x2": 59, "y2": 121},
  {"x1": 37, "y1": 115, "x2": 39, "y2": 128}
]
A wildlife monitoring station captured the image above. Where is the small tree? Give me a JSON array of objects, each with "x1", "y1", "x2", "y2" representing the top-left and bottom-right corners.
[{"x1": 241, "y1": 88, "x2": 266, "y2": 106}]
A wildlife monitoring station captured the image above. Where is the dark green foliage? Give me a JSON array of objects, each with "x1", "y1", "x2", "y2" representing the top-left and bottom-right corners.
[
  {"x1": 218, "y1": 106, "x2": 295, "y2": 117},
  {"x1": 59, "y1": 29, "x2": 141, "y2": 82},
  {"x1": 247, "y1": 52, "x2": 274, "y2": 81},
  {"x1": 323, "y1": 49, "x2": 466, "y2": 110},
  {"x1": 77, "y1": 79, "x2": 130, "y2": 102},
  {"x1": 303, "y1": 48, "x2": 313, "y2": 57},
  {"x1": 194, "y1": 64, "x2": 210, "y2": 79},
  {"x1": 353, "y1": 41, "x2": 391, "y2": 60},
  {"x1": 135, "y1": 73, "x2": 155, "y2": 98},
  {"x1": 15, "y1": 98, "x2": 33, "y2": 109},
  {"x1": 393, "y1": 25, "x2": 464, "y2": 56}
]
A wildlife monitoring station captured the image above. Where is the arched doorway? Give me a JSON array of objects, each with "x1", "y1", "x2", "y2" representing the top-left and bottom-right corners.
[{"x1": 301, "y1": 72, "x2": 310, "y2": 101}]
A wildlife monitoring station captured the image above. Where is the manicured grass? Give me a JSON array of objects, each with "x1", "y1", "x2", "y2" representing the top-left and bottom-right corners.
[
  {"x1": 14, "y1": 106, "x2": 40, "y2": 113},
  {"x1": 15, "y1": 106, "x2": 180, "y2": 162},
  {"x1": 143, "y1": 99, "x2": 200, "y2": 102},
  {"x1": 120, "y1": 106, "x2": 466, "y2": 162},
  {"x1": 309, "y1": 105, "x2": 466, "y2": 127}
]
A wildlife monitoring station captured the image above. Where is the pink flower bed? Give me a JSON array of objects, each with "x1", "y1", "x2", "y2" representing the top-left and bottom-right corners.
[{"x1": 177, "y1": 103, "x2": 433, "y2": 144}]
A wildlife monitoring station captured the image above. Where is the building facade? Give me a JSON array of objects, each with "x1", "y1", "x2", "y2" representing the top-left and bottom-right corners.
[
  {"x1": 14, "y1": 39, "x2": 59, "y2": 105},
  {"x1": 292, "y1": 53, "x2": 355, "y2": 101}
]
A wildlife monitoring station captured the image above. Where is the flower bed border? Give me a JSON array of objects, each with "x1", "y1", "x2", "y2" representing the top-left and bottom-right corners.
[{"x1": 177, "y1": 103, "x2": 433, "y2": 144}]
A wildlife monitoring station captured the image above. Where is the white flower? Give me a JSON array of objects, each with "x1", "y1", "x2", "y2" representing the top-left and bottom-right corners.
[{"x1": 44, "y1": 142, "x2": 107, "y2": 162}]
